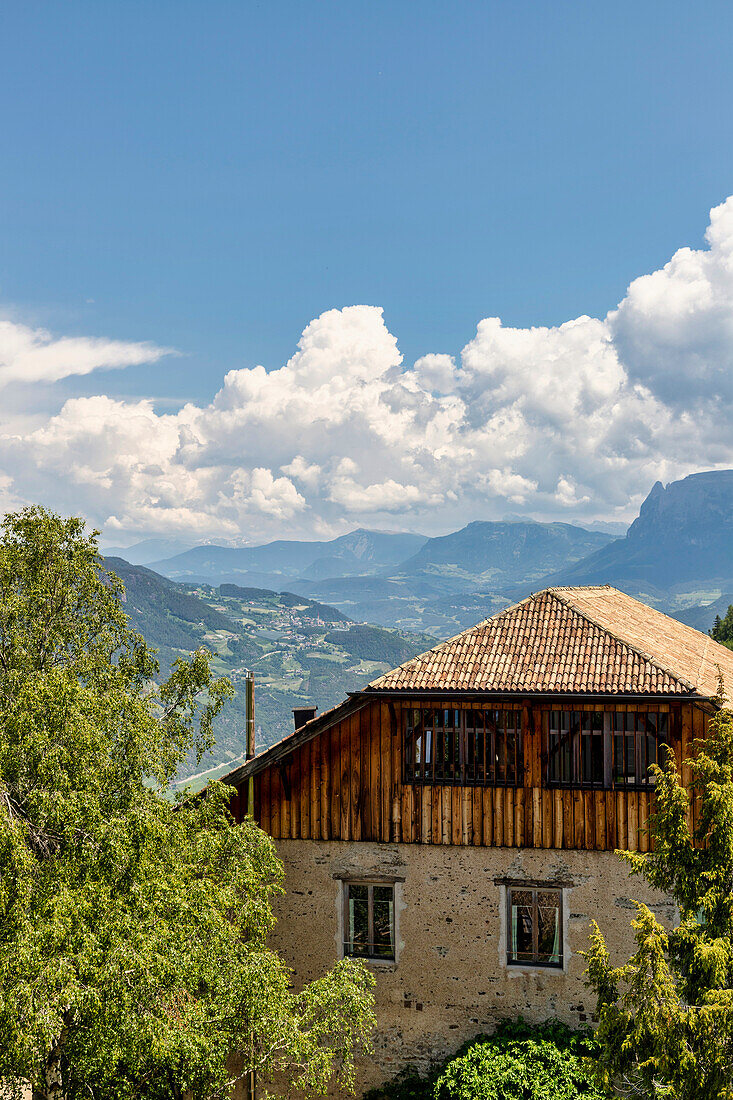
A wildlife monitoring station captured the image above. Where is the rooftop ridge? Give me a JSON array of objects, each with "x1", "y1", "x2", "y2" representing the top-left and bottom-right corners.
[
  {"x1": 366, "y1": 592, "x2": 537, "y2": 688},
  {"x1": 546, "y1": 588, "x2": 696, "y2": 694},
  {"x1": 370, "y1": 585, "x2": 697, "y2": 693},
  {"x1": 367, "y1": 583, "x2": 725, "y2": 696}
]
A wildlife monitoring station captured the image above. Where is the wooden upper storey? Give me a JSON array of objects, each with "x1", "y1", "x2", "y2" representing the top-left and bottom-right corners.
[
  {"x1": 229, "y1": 694, "x2": 709, "y2": 853},
  {"x1": 226, "y1": 587, "x2": 730, "y2": 852}
]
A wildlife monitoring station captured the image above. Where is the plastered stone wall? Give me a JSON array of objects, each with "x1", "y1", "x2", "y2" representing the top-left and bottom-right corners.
[{"x1": 269, "y1": 839, "x2": 675, "y2": 1094}]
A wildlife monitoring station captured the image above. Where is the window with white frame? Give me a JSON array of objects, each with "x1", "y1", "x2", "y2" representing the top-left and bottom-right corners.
[
  {"x1": 506, "y1": 884, "x2": 563, "y2": 968},
  {"x1": 342, "y1": 881, "x2": 395, "y2": 961}
]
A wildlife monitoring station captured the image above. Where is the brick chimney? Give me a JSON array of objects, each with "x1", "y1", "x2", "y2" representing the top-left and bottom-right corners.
[{"x1": 293, "y1": 706, "x2": 317, "y2": 730}]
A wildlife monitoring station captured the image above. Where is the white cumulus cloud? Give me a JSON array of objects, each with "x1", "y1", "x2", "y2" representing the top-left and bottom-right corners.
[
  {"x1": 3, "y1": 198, "x2": 733, "y2": 543},
  {"x1": 0, "y1": 319, "x2": 173, "y2": 389}
]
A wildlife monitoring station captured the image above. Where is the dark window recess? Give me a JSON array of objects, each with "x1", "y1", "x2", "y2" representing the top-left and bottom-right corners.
[
  {"x1": 507, "y1": 886, "x2": 563, "y2": 968},
  {"x1": 343, "y1": 882, "x2": 395, "y2": 961},
  {"x1": 404, "y1": 708, "x2": 523, "y2": 787},
  {"x1": 546, "y1": 709, "x2": 668, "y2": 789}
]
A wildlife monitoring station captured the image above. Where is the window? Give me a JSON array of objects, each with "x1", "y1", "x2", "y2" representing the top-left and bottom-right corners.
[
  {"x1": 507, "y1": 885, "x2": 563, "y2": 968},
  {"x1": 405, "y1": 708, "x2": 523, "y2": 786},
  {"x1": 343, "y1": 882, "x2": 395, "y2": 961},
  {"x1": 612, "y1": 711, "x2": 667, "y2": 788},
  {"x1": 546, "y1": 709, "x2": 668, "y2": 789}
]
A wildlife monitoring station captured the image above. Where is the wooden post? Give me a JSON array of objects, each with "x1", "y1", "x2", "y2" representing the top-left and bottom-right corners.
[{"x1": 246, "y1": 670, "x2": 255, "y2": 818}]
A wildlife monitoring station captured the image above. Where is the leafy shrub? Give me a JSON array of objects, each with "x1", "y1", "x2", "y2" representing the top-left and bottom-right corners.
[{"x1": 365, "y1": 1020, "x2": 603, "y2": 1100}]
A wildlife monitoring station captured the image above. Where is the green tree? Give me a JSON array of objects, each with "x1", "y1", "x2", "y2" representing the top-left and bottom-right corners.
[
  {"x1": 0, "y1": 506, "x2": 375, "y2": 1100},
  {"x1": 711, "y1": 608, "x2": 733, "y2": 651},
  {"x1": 586, "y1": 684, "x2": 733, "y2": 1098},
  {"x1": 364, "y1": 1021, "x2": 602, "y2": 1100}
]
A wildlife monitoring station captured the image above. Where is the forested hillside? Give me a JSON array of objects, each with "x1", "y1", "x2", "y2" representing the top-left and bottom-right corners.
[{"x1": 107, "y1": 557, "x2": 435, "y2": 789}]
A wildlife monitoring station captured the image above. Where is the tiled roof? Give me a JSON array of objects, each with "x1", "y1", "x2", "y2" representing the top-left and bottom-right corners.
[{"x1": 367, "y1": 586, "x2": 733, "y2": 698}]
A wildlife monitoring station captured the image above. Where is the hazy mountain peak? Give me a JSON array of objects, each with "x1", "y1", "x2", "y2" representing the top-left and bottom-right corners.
[
  {"x1": 627, "y1": 469, "x2": 733, "y2": 542},
  {"x1": 101, "y1": 538, "x2": 194, "y2": 565},
  {"x1": 535, "y1": 469, "x2": 733, "y2": 595},
  {"x1": 396, "y1": 519, "x2": 612, "y2": 586}
]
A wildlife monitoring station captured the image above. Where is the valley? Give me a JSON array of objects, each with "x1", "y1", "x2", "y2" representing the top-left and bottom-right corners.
[{"x1": 107, "y1": 558, "x2": 436, "y2": 791}]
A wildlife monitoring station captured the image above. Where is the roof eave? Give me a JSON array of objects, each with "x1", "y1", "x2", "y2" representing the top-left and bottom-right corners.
[
  {"x1": 362, "y1": 686, "x2": 705, "y2": 701},
  {"x1": 218, "y1": 692, "x2": 371, "y2": 784}
]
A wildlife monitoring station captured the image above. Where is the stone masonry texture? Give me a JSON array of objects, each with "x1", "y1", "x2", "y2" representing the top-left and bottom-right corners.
[{"x1": 269, "y1": 839, "x2": 674, "y2": 1095}]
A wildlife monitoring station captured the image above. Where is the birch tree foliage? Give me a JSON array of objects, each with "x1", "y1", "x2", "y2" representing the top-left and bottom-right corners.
[
  {"x1": 0, "y1": 506, "x2": 375, "y2": 1100},
  {"x1": 586, "y1": 686, "x2": 733, "y2": 1099}
]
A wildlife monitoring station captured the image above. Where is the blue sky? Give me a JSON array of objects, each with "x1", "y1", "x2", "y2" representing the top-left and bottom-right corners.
[
  {"x1": 2, "y1": 1, "x2": 733, "y2": 543},
  {"x1": 3, "y1": 1, "x2": 733, "y2": 403}
]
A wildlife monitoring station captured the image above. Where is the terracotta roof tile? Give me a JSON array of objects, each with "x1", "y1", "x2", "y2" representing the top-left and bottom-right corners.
[{"x1": 367, "y1": 585, "x2": 733, "y2": 697}]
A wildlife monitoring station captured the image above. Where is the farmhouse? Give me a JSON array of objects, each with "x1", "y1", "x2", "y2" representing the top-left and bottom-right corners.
[{"x1": 224, "y1": 585, "x2": 733, "y2": 1089}]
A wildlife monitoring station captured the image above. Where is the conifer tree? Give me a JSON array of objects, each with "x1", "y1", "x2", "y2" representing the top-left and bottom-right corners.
[
  {"x1": 711, "y1": 608, "x2": 733, "y2": 650},
  {"x1": 586, "y1": 682, "x2": 733, "y2": 1099}
]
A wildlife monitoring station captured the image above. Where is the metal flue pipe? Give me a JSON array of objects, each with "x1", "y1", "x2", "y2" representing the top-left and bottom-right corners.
[{"x1": 245, "y1": 669, "x2": 255, "y2": 818}]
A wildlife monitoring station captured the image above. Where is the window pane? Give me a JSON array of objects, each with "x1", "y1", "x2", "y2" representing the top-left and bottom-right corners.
[
  {"x1": 505, "y1": 721, "x2": 516, "y2": 784},
  {"x1": 537, "y1": 890, "x2": 562, "y2": 963},
  {"x1": 347, "y1": 885, "x2": 369, "y2": 957},
  {"x1": 414, "y1": 728, "x2": 422, "y2": 776},
  {"x1": 510, "y1": 890, "x2": 534, "y2": 962},
  {"x1": 435, "y1": 727, "x2": 447, "y2": 780},
  {"x1": 405, "y1": 707, "x2": 523, "y2": 788},
  {"x1": 546, "y1": 710, "x2": 606, "y2": 787},
  {"x1": 466, "y1": 721, "x2": 484, "y2": 782},
  {"x1": 591, "y1": 728, "x2": 604, "y2": 785},
  {"x1": 373, "y1": 886, "x2": 395, "y2": 959},
  {"x1": 438, "y1": 727, "x2": 450, "y2": 780},
  {"x1": 485, "y1": 712, "x2": 496, "y2": 783},
  {"x1": 548, "y1": 717, "x2": 560, "y2": 784},
  {"x1": 625, "y1": 733, "x2": 635, "y2": 781},
  {"x1": 581, "y1": 725, "x2": 592, "y2": 783},
  {"x1": 516, "y1": 721, "x2": 524, "y2": 781},
  {"x1": 496, "y1": 711, "x2": 506, "y2": 784},
  {"x1": 613, "y1": 731, "x2": 625, "y2": 784}
]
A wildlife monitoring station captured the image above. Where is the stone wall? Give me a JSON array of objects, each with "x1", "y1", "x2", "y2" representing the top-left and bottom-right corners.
[{"x1": 269, "y1": 839, "x2": 675, "y2": 1094}]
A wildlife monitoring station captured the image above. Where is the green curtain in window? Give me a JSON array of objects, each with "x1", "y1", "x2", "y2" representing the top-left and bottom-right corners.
[
  {"x1": 550, "y1": 907, "x2": 560, "y2": 965},
  {"x1": 511, "y1": 903, "x2": 518, "y2": 959}
]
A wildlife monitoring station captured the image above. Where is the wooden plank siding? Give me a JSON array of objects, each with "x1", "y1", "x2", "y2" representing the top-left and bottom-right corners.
[{"x1": 236, "y1": 697, "x2": 711, "y2": 852}]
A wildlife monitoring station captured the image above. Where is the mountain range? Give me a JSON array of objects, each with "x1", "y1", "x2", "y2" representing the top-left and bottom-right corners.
[
  {"x1": 540, "y1": 471, "x2": 733, "y2": 606},
  {"x1": 121, "y1": 468, "x2": 733, "y2": 634},
  {"x1": 146, "y1": 529, "x2": 427, "y2": 589},
  {"x1": 103, "y1": 538, "x2": 194, "y2": 564},
  {"x1": 142, "y1": 520, "x2": 613, "y2": 632},
  {"x1": 104, "y1": 468, "x2": 733, "y2": 785}
]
